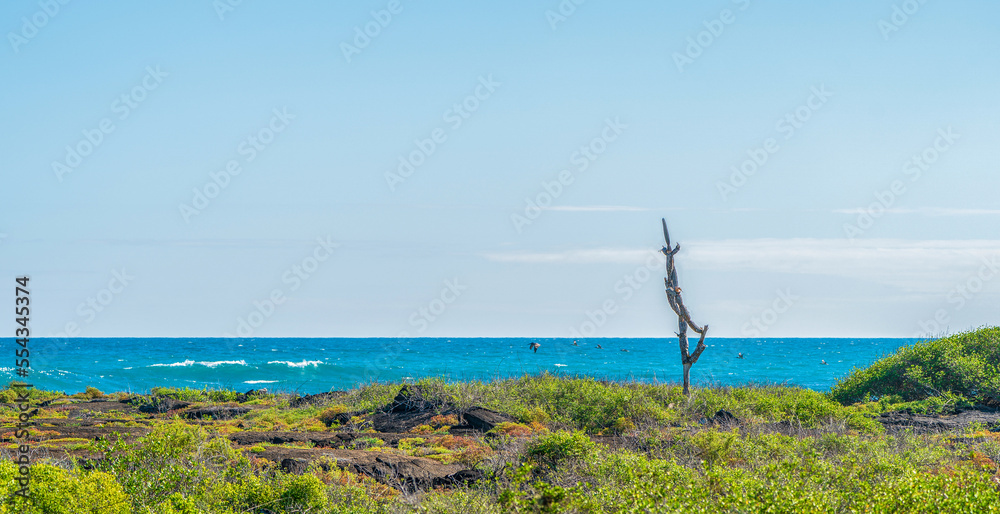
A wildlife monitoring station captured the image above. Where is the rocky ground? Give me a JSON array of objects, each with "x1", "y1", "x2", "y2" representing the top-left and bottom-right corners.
[
  {"x1": 877, "y1": 406, "x2": 1000, "y2": 434},
  {"x1": 3, "y1": 386, "x2": 519, "y2": 493},
  {"x1": 6, "y1": 386, "x2": 1000, "y2": 493}
]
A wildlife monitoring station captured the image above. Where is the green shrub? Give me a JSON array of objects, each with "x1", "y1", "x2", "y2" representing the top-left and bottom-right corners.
[
  {"x1": 831, "y1": 326, "x2": 1000, "y2": 405},
  {"x1": 691, "y1": 429, "x2": 738, "y2": 468},
  {"x1": 279, "y1": 473, "x2": 328, "y2": 511},
  {"x1": 213, "y1": 471, "x2": 278, "y2": 512},
  {"x1": 861, "y1": 468, "x2": 1000, "y2": 511},
  {"x1": 0, "y1": 382, "x2": 63, "y2": 404},
  {"x1": 0, "y1": 461, "x2": 129, "y2": 513},
  {"x1": 153, "y1": 493, "x2": 200, "y2": 514},
  {"x1": 356, "y1": 436, "x2": 385, "y2": 448},
  {"x1": 398, "y1": 437, "x2": 425, "y2": 450},
  {"x1": 92, "y1": 423, "x2": 206, "y2": 510},
  {"x1": 149, "y1": 386, "x2": 244, "y2": 403},
  {"x1": 527, "y1": 430, "x2": 598, "y2": 467}
]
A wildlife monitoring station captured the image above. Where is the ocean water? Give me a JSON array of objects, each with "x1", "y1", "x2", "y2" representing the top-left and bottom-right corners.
[{"x1": 6, "y1": 338, "x2": 917, "y2": 394}]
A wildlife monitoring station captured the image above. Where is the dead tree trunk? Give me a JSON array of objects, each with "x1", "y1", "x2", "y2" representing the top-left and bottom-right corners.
[{"x1": 660, "y1": 218, "x2": 708, "y2": 396}]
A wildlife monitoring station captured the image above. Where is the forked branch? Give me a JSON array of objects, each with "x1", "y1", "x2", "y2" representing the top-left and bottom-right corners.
[{"x1": 661, "y1": 218, "x2": 709, "y2": 395}]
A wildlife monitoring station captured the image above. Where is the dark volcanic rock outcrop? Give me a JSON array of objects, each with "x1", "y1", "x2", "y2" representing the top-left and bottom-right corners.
[
  {"x1": 289, "y1": 391, "x2": 346, "y2": 409},
  {"x1": 257, "y1": 447, "x2": 483, "y2": 492},
  {"x1": 182, "y1": 406, "x2": 249, "y2": 420},
  {"x1": 878, "y1": 407, "x2": 1000, "y2": 434},
  {"x1": 369, "y1": 386, "x2": 515, "y2": 434},
  {"x1": 709, "y1": 410, "x2": 740, "y2": 426},
  {"x1": 136, "y1": 398, "x2": 191, "y2": 414},
  {"x1": 462, "y1": 407, "x2": 515, "y2": 432},
  {"x1": 386, "y1": 385, "x2": 446, "y2": 413}
]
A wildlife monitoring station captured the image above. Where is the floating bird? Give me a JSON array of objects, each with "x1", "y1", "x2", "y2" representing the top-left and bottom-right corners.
[
  {"x1": 596, "y1": 344, "x2": 603, "y2": 349},
  {"x1": 621, "y1": 349, "x2": 629, "y2": 352},
  {"x1": 821, "y1": 359, "x2": 828, "y2": 365},
  {"x1": 529, "y1": 342, "x2": 541, "y2": 353},
  {"x1": 572, "y1": 340, "x2": 578, "y2": 346},
  {"x1": 737, "y1": 353, "x2": 744, "y2": 359}
]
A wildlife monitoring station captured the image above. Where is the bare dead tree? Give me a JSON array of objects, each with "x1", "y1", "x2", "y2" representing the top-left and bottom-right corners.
[{"x1": 660, "y1": 218, "x2": 708, "y2": 396}]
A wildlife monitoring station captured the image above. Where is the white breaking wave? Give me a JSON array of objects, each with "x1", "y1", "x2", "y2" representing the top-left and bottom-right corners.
[
  {"x1": 267, "y1": 360, "x2": 323, "y2": 368},
  {"x1": 148, "y1": 360, "x2": 246, "y2": 368},
  {"x1": 244, "y1": 380, "x2": 279, "y2": 384},
  {"x1": 199, "y1": 360, "x2": 247, "y2": 368},
  {"x1": 150, "y1": 360, "x2": 195, "y2": 367}
]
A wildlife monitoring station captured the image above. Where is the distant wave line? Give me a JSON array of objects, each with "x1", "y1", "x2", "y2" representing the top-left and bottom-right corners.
[
  {"x1": 267, "y1": 360, "x2": 324, "y2": 368},
  {"x1": 148, "y1": 360, "x2": 247, "y2": 368}
]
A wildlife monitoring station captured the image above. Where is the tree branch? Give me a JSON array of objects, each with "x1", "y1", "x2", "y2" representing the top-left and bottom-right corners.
[
  {"x1": 688, "y1": 324, "x2": 709, "y2": 364},
  {"x1": 661, "y1": 218, "x2": 708, "y2": 395}
]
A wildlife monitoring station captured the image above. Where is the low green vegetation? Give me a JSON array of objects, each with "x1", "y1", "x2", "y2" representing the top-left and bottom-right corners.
[
  {"x1": 831, "y1": 326, "x2": 1000, "y2": 407},
  {"x1": 0, "y1": 383, "x2": 61, "y2": 404},
  {"x1": 332, "y1": 373, "x2": 883, "y2": 434},
  {"x1": 148, "y1": 386, "x2": 267, "y2": 404},
  {"x1": 0, "y1": 327, "x2": 998, "y2": 512}
]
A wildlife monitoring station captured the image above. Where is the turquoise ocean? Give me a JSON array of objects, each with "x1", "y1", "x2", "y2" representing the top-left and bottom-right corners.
[{"x1": 5, "y1": 338, "x2": 918, "y2": 394}]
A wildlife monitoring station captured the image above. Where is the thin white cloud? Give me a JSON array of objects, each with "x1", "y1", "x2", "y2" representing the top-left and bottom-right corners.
[
  {"x1": 71, "y1": 238, "x2": 329, "y2": 248},
  {"x1": 483, "y1": 248, "x2": 655, "y2": 264},
  {"x1": 483, "y1": 239, "x2": 1000, "y2": 293},
  {"x1": 833, "y1": 207, "x2": 1000, "y2": 216},
  {"x1": 541, "y1": 206, "x2": 770, "y2": 213},
  {"x1": 543, "y1": 205, "x2": 655, "y2": 212}
]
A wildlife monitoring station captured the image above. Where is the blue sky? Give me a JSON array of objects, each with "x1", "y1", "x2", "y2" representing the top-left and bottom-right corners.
[{"x1": 3, "y1": 0, "x2": 999, "y2": 338}]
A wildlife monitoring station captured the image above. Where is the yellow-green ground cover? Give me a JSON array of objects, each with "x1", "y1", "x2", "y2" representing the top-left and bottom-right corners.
[{"x1": 0, "y1": 327, "x2": 998, "y2": 513}]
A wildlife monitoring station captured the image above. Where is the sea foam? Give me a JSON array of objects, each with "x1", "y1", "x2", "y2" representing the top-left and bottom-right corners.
[
  {"x1": 149, "y1": 360, "x2": 246, "y2": 368},
  {"x1": 267, "y1": 360, "x2": 323, "y2": 368}
]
